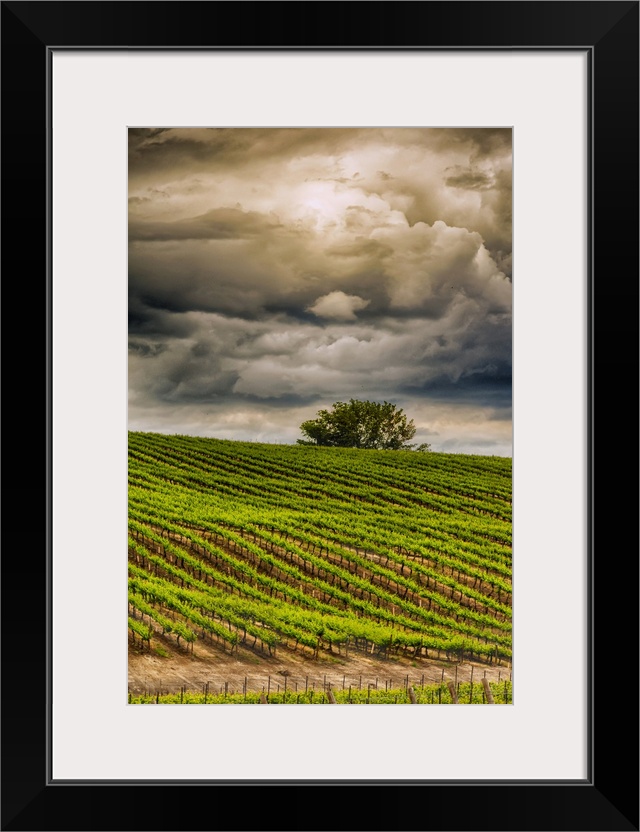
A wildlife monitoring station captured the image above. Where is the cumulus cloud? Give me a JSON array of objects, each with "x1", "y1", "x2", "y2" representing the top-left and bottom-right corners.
[{"x1": 307, "y1": 291, "x2": 371, "y2": 321}]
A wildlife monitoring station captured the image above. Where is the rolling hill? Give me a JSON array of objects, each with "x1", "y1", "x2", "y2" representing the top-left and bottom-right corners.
[{"x1": 128, "y1": 431, "x2": 512, "y2": 702}]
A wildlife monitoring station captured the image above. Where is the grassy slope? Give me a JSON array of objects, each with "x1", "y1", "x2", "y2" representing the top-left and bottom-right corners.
[{"x1": 128, "y1": 431, "x2": 512, "y2": 666}]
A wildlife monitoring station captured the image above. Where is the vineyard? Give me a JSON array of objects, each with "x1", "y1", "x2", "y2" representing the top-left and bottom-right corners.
[
  {"x1": 128, "y1": 431, "x2": 512, "y2": 703},
  {"x1": 130, "y1": 679, "x2": 513, "y2": 705}
]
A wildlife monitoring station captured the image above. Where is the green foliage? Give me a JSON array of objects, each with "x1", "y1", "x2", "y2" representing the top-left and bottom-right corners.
[
  {"x1": 414, "y1": 443, "x2": 432, "y2": 452},
  {"x1": 298, "y1": 399, "x2": 426, "y2": 450},
  {"x1": 127, "y1": 431, "x2": 512, "y2": 669},
  {"x1": 128, "y1": 680, "x2": 513, "y2": 705}
]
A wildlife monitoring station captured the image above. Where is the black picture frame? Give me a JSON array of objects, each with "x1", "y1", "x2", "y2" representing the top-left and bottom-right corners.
[{"x1": 2, "y1": 2, "x2": 638, "y2": 830}]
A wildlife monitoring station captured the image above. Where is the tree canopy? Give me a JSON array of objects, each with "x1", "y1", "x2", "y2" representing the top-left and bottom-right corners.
[{"x1": 298, "y1": 399, "x2": 430, "y2": 451}]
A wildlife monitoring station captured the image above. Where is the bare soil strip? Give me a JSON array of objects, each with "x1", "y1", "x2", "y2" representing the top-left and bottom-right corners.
[{"x1": 128, "y1": 633, "x2": 511, "y2": 696}]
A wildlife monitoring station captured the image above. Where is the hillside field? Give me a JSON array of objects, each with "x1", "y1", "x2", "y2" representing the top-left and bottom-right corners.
[{"x1": 128, "y1": 431, "x2": 512, "y2": 703}]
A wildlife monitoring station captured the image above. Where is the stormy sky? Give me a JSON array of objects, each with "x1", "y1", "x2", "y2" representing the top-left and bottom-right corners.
[{"x1": 128, "y1": 127, "x2": 512, "y2": 455}]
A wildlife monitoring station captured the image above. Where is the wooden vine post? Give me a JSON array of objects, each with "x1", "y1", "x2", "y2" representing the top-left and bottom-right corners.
[{"x1": 481, "y1": 677, "x2": 495, "y2": 704}]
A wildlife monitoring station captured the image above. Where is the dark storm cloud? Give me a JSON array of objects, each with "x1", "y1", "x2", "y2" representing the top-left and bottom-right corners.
[
  {"x1": 129, "y1": 207, "x2": 281, "y2": 242},
  {"x1": 128, "y1": 340, "x2": 168, "y2": 357},
  {"x1": 235, "y1": 392, "x2": 319, "y2": 407},
  {"x1": 128, "y1": 128, "x2": 512, "y2": 454},
  {"x1": 427, "y1": 127, "x2": 512, "y2": 157},
  {"x1": 129, "y1": 330, "x2": 239, "y2": 404},
  {"x1": 128, "y1": 298, "x2": 202, "y2": 337},
  {"x1": 128, "y1": 127, "x2": 371, "y2": 187},
  {"x1": 402, "y1": 369, "x2": 512, "y2": 409},
  {"x1": 129, "y1": 230, "x2": 394, "y2": 322},
  {"x1": 129, "y1": 241, "x2": 288, "y2": 319},
  {"x1": 444, "y1": 166, "x2": 494, "y2": 191}
]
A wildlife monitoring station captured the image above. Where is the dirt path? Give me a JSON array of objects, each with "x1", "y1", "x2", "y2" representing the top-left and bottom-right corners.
[{"x1": 128, "y1": 633, "x2": 511, "y2": 696}]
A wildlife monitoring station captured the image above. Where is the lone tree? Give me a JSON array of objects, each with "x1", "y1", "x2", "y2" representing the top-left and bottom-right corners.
[{"x1": 298, "y1": 399, "x2": 430, "y2": 451}]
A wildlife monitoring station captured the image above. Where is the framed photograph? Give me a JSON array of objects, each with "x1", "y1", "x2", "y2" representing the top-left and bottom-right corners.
[{"x1": 3, "y1": 2, "x2": 637, "y2": 830}]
